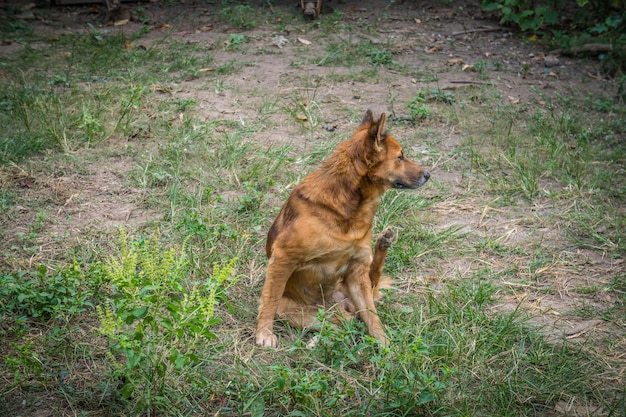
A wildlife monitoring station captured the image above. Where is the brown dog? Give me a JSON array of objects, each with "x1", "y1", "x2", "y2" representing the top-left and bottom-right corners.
[{"x1": 256, "y1": 110, "x2": 430, "y2": 347}]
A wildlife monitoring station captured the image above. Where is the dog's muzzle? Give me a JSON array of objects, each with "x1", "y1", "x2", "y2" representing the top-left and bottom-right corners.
[{"x1": 393, "y1": 172, "x2": 430, "y2": 189}]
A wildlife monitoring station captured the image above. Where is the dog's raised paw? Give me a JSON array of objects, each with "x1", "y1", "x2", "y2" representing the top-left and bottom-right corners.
[{"x1": 377, "y1": 227, "x2": 394, "y2": 250}]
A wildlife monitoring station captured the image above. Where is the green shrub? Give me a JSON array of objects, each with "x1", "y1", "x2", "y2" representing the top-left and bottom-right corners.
[
  {"x1": 96, "y1": 230, "x2": 237, "y2": 414},
  {"x1": 482, "y1": 0, "x2": 625, "y2": 74},
  {"x1": 482, "y1": 0, "x2": 558, "y2": 32}
]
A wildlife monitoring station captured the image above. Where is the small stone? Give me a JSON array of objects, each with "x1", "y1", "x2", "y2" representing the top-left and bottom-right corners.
[{"x1": 544, "y1": 55, "x2": 560, "y2": 67}]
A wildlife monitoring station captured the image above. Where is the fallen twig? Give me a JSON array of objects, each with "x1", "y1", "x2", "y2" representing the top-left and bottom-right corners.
[
  {"x1": 452, "y1": 27, "x2": 504, "y2": 37},
  {"x1": 565, "y1": 319, "x2": 603, "y2": 338},
  {"x1": 550, "y1": 43, "x2": 613, "y2": 56},
  {"x1": 450, "y1": 80, "x2": 492, "y2": 84}
]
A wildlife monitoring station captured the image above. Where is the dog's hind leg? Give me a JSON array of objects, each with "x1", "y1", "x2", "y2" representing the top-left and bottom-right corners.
[{"x1": 369, "y1": 227, "x2": 394, "y2": 289}]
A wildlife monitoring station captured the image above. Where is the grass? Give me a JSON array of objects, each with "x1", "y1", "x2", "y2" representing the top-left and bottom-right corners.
[{"x1": 1, "y1": 2, "x2": 625, "y2": 417}]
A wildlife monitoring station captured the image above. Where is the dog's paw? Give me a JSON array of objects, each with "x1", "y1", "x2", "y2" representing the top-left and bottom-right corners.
[
  {"x1": 255, "y1": 328, "x2": 278, "y2": 348},
  {"x1": 377, "y1": 227, "x2": 394, "y2": 250}
]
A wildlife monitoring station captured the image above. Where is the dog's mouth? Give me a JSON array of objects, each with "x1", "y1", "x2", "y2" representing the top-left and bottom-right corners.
[{"x1": 393, "y1": 172, "x2": 430, "y2": 189}]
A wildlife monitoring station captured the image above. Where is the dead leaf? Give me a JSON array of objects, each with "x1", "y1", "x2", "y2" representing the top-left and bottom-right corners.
[
  {"x1": 414, "y1": 18, "x2": 421, "y2": 24},
  {"x1": 58, "y1": 51, "x2": 71, "y2": 57},
  {"x1": 123, "y1": 41, "x2": 132, "y2": 50},
  {"x1": 296, "y1": 114, "x2": 308, "y2": 121},
  {"x1": 446, "y1": 58, "x2": 464, "y2": 66},
  {"x1": 273, "y1": 35, "x2": 288, "y2": 48},
  {"x1": 113, "y1": 19, "x2": 129, "y2": 26},
  {"x1": 198, "y1": 68, "x2": 215, "y2": 73},
  {"x1": 0, "y1": 71, "x2": 7, "y2": 78},
  {"x1": 18, "y1": 179, "x2": 35, "y2": 188},
  {"x1": 426, "y1": 45, "x2": 442, "y2": 54},
  {"x1": 297, "y1": 37, "x2": 311, "y2": 45},
  {"x1": 507, "y1": 96, "x2": 520, "y2": 104},
  {"x1": 160, "y1": 23, "x2": 170, "y2": 29},
  {"x1": 198, "y1": 25, "x2": 213, "y2": 32},
  {"x1": 150, "y1": 85, "x2": 173, "y2": 94},
  {"x1": 554, "y1": 400, "x2": 607, "y2": 416},
  {"x1": 462, "y1": 64, "x2": 476, "y2": 72}
]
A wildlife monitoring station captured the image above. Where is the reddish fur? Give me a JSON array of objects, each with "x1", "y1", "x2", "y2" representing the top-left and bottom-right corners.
[{"x1": 256, "y1": 110, "x2": 430, "y2": 347}]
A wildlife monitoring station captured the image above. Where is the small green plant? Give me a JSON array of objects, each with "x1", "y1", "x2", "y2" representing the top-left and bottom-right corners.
[
  {"x1": 173, "y1": 98, "x2": 196, "y2": 112},
  {"x1": 428, "y1": 87, "x2": 456, "y2": 104},
  {"x1": 368, "y1": 48, "x2": 395, "y2": 66},
  {"x1": 282, "y1": 93, "x2": 321, "y2": 130},
  {"x1": 114, "y1": 85, "x2": 145, "y2": 135},
  {"x1": 237, "y1": 181, "x2": 264, "y2": 213},
  {"x1": 406, "y1": 88, "x2": 456, "y2": 120},
  {"x1": 217, "y1": 59, "x2": 246, "y2": 75},
  {"x1": 96, "y1": 230, "x2": 237, "y2": 415},
  {"x1": 78, "y1": 104, "x2": 105, "y2": 144},
  {"x1": 131, "y1": 7, "x2": 151, "y2": 24},
  {"x1": 407, "y1": 90, "x2": 430, "y2": 120},
  {"x1": 219, "y1": 4, "x2": 257, "y2": 29},
  {"x1": 0, "y1": 263, "x2": 94, "y2": 325},
  {"x1": 3, "y1": 341, "x2": 43, "y2": 385},
  {"x1": 473, "y1": 60, "x2": 489, "y2": 80},
  {"x1": 224, "y1": 33, "x2": 248, "y2": 51}
]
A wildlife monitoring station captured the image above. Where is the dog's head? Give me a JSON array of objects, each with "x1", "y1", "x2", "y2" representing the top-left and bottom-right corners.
[{"x1": 358, "y1": 110, "x2": 430, "y2": 190}]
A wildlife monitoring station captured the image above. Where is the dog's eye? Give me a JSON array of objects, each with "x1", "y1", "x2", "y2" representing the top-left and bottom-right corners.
[{"x1": 398, "y1": 152, "x2": 404, "y2": 161}]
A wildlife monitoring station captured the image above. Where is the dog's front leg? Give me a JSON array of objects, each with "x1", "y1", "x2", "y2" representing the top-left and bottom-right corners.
[
  {"x1": 345, "y1": 258, "x2": 388, "y2": 345},
  {"x1": 256, "y1": 255, "x2": 296, "y2": 348}
]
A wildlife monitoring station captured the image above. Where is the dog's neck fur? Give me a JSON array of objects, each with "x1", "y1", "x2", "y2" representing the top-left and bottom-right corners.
[{"x1": 299, "y1": 131, "x2": 384, "y2": 231}]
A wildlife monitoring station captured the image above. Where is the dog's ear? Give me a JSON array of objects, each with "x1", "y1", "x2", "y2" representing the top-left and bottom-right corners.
[
  {"x1": 367, "y1": 112, "x2": 387, "y2": 152},
  {"x1": 361, "y1": 110, "x2": 375, "y2": 126},
  {"x1": 376, "y1": 113, "x2": 387, "y2": 143}
]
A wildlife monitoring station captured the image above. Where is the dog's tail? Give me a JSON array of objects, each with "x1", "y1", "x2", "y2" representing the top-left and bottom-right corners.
[{"x1": 373, "y1": 275, "x2": 392, "y2": 301}]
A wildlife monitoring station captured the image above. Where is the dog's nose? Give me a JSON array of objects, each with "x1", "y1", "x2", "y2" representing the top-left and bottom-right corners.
[{"x1": 423, "y1": 172, "x2": 430, "y2": 181}]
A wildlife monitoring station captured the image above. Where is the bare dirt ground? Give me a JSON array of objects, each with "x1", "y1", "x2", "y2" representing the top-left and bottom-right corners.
[{"x1": 1, "y1": 0, "x2": 624, "y2": 415}]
